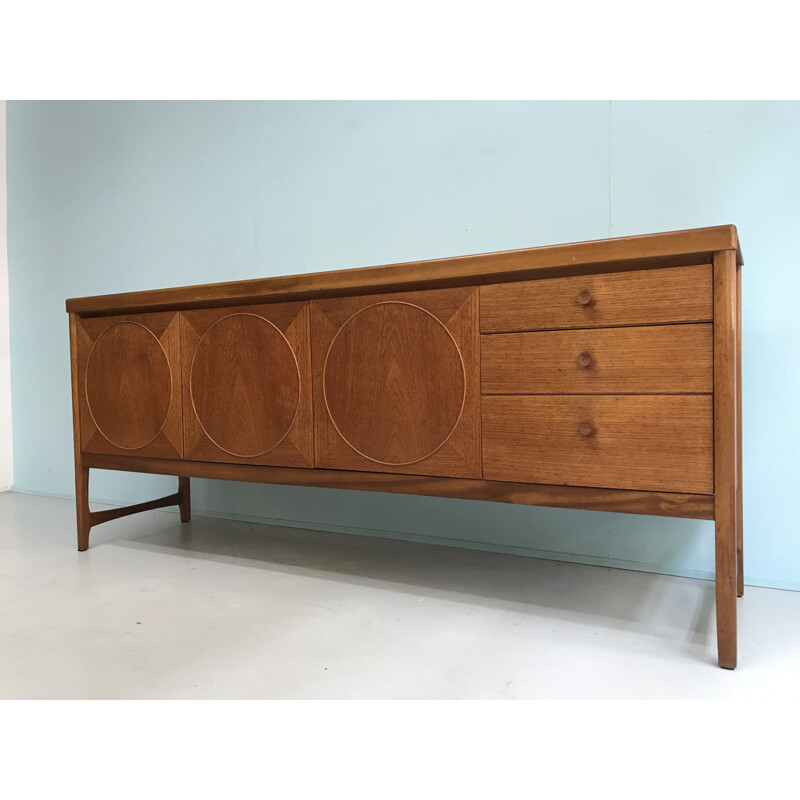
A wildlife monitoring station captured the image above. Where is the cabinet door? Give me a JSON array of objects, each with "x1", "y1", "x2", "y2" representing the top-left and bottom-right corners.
[
  {"x1": 76, "y1": 311, "x2": 183, "y2": 458},
  {"x1": 181, "y1": 302, "x2": 313, "y2": 467},
  {"x1": 312, "y1": 287, "x2": 480, "y2": 478}
]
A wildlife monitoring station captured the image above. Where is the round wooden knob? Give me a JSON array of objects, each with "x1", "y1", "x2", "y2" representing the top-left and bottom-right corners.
[
  {"x1": 577, "y1": 290, "x2": 592, "y2": 306},
  {"x1": 577, "y1": 352, "x2": 593, "y2": 368},
  {"x1": 577, "y1": 421, "x2": 593, "y2": 437}
]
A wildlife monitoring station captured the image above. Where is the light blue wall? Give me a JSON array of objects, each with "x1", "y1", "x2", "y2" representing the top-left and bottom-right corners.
[{"x1": 6, "y1": 101, "x2": 800, "y2": 589}]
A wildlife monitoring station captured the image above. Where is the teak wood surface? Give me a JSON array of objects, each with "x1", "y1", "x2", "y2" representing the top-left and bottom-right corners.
[
  {"x1": 480, "y1": 264, "x2": 713, "y2": 333},
  {"x1": 75, "y1": 312, "x2": 183, "y2": 459},
  {"x1": 311, "y1": 287, "x2": 481, "y2": 478},
  {"x1": 181, "y1": 302, "x2": 313, "y2": 467},
  {"x1": 482, "y1": 394, "x2": 714, "y2": 494},
  {"x1": 481, "y1": 323, "x2": 713, "y2": 395},
  {"x1": 66, "y1": 226, "x2": 744, "y2": 669},
  {"x1": 82, "y1": 452, "x2": 715, "y2": 521},
  {"x1": 713, "y1": 250, "x2": 740, "y2": 669},
  {"x1": 66, "y1": 226, "x2": 741, "y2": 316}
]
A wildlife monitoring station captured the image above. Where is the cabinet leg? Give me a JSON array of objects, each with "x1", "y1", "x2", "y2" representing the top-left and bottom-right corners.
[
  {"x1": 736, "y1": 488, "x2": 743, "y2": 598},
  {"x1": 179, "y1": 476, "x2": 191, "y2": 522},
  {"x1": 76, "y1": 465, "x2": 91, "y2": 552},
  {"x1": 714, "y1": 250, "x2": 738, "y2": 669},
  {"x1": 715, "y1": 512, "x2": 738, "y2": 669}
]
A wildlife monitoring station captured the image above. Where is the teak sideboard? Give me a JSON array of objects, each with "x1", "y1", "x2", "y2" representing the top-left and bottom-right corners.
[{"x1": 66, "y1": 226, "x2": 744, "y2": 669}]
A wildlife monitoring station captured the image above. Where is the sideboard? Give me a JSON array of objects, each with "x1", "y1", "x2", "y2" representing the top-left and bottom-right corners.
[{"x1": 66, "y1": 225, "x2": 743, "y2": 669}]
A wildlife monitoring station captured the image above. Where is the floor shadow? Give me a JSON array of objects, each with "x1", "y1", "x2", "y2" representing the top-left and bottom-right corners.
[{"x1": 104, "y1": 509, "x2": 716, "y2": 655}]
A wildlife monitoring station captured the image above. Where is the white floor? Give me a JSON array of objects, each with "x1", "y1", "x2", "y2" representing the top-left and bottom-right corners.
[{"x1": 2, "y1": 490, "x2": 799, "y2": 699}]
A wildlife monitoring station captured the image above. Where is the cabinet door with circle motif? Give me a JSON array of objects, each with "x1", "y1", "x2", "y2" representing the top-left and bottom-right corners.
[
  {"x1": 181, "y1": 302, "x2": 313, "y2": 467},
  {"x1": 76, "y1": 311, "x2": 183, "y2": 458},
  {"x1": 311, "y1": 287, "x2": 480, "y2": 478}
]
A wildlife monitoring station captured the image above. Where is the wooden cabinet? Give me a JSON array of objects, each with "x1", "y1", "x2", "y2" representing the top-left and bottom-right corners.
[
  {"x1": 66, "y1": 225, "x2": 743, "y2": 669},
  {"x1": 74, "y1": 311, "x2": 183, "y2": 458},
  {"x1": 181, "y1": 302, "x2": 313, "y2": 467},
  {"x1": 311, "y1": 287, "x2": 481, "y2": 478}
]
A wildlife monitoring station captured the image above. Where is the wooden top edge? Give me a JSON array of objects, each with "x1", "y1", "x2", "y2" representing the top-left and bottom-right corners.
[{"x1": 66, "y1": 225, "x2": 742, "y2": 316}]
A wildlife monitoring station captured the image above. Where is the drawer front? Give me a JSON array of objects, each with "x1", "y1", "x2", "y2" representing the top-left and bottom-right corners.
[
  {"x1": 480, "y1": 264, "x2": 713, "y2": 332},
  {"x1": 75, "y1": 312, "x2": 183, "y2": 458},
  {"x1": 181, "y1": 302, "x2": 313, "y2": 467},
  {"x1": 481, "y1": 324, "x2": 712, "y2": 395},
  {"x1": 312, "y1": 287, "x2": 481, "y2": 478},
  {"x1": 482, "y1": 395, "x2": 713, "y2": 493}
]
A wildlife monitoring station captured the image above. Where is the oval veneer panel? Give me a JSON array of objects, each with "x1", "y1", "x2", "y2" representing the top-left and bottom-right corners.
[
  {"x1": 323, "y1": 302, "x2": 465, "y2": 465},
  {"x1": 190, "y1": 314, "x2": 300, "y2": 457},
  {"x1": 85, "y1": 322, "x2": 172, "y2": 450}
]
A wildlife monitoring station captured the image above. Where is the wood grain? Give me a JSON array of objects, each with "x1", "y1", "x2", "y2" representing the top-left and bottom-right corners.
[
  {"x1": 85, "y1": 321, "x2": 171, "y2": 449},
  {"x1": 82, "y1": 452, "x2": 716, "y2": 520},
  {"x1": 179, "y1": 476, "x2": 191, "y2": 523},
  {"x1": 191, "y1": 316, "x2": 298, "y2": 455},
  {"x1": 69, "y1": 313, "x2": 90, "y2": 551},
  {"x1": 481, "y1": 324, "x2": 713, "y2": 395},
  {"x1": 324, "y1": 302, "x2": 465, "y2": 465},
  {"x1": 181, "y1": 303, "x2": 313, "y2": 468},
  {"x1": 482, "y1": 394, "x2": 714, "y2": 494},
  {"x1": 714, "y1": 250, "x2": 739, "y2": 669},
  {"x1": 65, "y1": 226, "x2": 741, "y2": 316},
  {"x1": 76, "y1": 312, "x2": 183, "y2": 459},
  {"x1": 88, "y1": 491, "x2": 184, "y2": 527},
  {"x1": 736, "y1": 262, "x2": 744, "y2": 597},
  {"x1": 480, "y1": 264, "x2": 713, "y2": 333},
  {"x1": 312, "y1": 287, "x2": 481, "y2": 478}
]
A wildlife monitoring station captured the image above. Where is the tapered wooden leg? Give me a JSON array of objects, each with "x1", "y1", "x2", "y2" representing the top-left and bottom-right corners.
[
  {"x1": 179, "y1": 476, "x2": 191, "y2": 522},
  {"x1": 736, "y1": 490, "x2": 743, "y2": 597},
  {"x1": 715, "y1": 505, "x2": 737, "y2": 669},
  {"x1": 736, "y1": 262, "x2": 744, "y2": 597},
  {"x1": 714, "y1": 250, "x2": 738, "y2": 669},
  {"x1": 70, "y1": 312, "x2": 92, "y2": 552},
  {"x1": 76, "y1": 465, "x2": 91, "y2": 552}
]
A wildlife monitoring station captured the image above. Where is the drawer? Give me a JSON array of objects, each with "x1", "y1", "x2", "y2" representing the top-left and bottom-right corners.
[
  {"x1": 482, "y1": 395, "x2": 713, "y2": 493},
  {"x1": 481, "y1": 324, "x2": 712, "y2": 395},
  {"x1": 480, "y1": 264, "x2": 713, "y2": 332}
]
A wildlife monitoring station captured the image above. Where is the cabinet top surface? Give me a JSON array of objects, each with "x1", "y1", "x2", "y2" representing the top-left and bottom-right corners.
[{"x1": 66, "y1": 225, "x2": 742, "y2": 317}]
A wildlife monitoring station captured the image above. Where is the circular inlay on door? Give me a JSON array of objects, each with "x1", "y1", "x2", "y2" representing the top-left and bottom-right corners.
[
  {"x1": 323, "y1": 301, "x2": 466, "y2": 465},
  {"x1": 85, "y1": 322, "x2": 172, "y2": 450},
  {"x1": 190, "y1": 314, "x2": 300, "y2": 458}
]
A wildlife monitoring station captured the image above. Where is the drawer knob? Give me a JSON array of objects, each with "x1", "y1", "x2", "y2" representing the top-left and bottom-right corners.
[
  {"x1": 577, "y1": 290, "x2": 593, "y2": 306},
  {"x1": 577, "y1": 421, "x2": 594, "y2": 437},
  {"x1": 577, "y1": 352, "x2": 593, "y2": 368}
]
